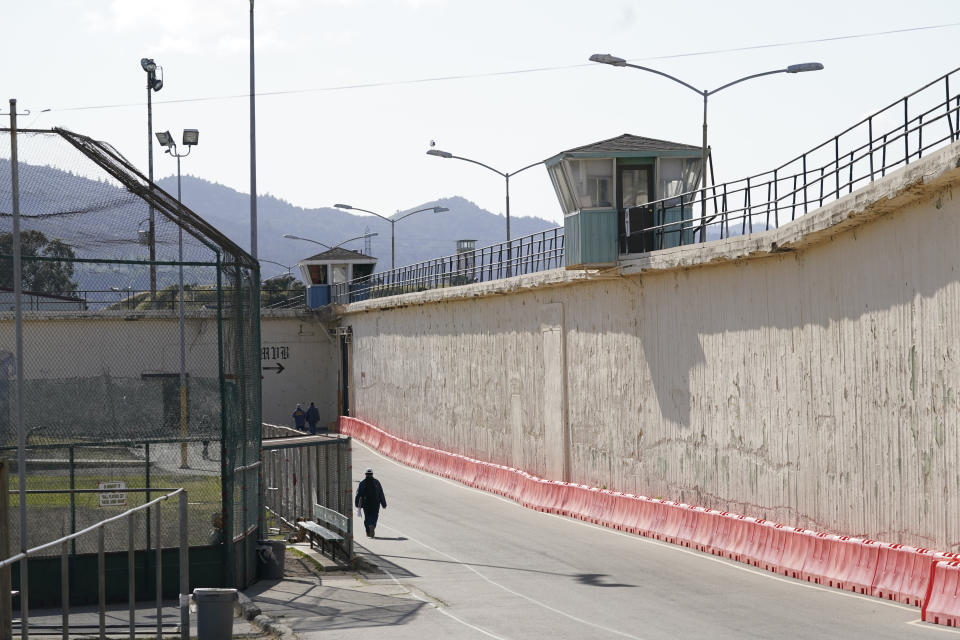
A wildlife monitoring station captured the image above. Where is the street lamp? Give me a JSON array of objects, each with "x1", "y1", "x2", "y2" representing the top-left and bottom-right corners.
[
  {"x1": 425, "y1": 150, "x2": 542, "y2": 247},
  {"x1": 259, "y1": 259, "x2": 293, "y2": 277},
  {"x1": 141, "y1": 57, "x2": 164, "y2": 304},
  {"x1": 155, "y1": 128, "x2": 198, "y2": 469},
  {"x1": 282, "y1": 232, "x2": 379, "y2": 252},
  {"x1": 589, "y1": 54, "x2": 823, "y2": 237},
  {"x1": 332, "y1": 204, "x2": 448, "y2": 270}
]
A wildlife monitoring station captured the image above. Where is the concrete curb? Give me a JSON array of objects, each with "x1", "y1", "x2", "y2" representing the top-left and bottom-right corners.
[
  {"x1": 252, "y1": 613, "x2": 297, "y2": 640},
  {"x1": 237, "y1": 592, "x2": 298, "y2": 639}
]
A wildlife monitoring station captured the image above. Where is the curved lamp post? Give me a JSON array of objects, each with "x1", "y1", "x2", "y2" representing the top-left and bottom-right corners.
[
  {"x1": 259, "y1": 259, "x2": 293, "y2": 277},
  {"x1": 589, "y1": 54, "x2": 823, "y2": 236},
  {"x1": 155, "y1": 128, "x2": 198, "y2": 469},
  {"x1": 425, "y1": 150, "x2": 542, "y2": 246},
  {"x1": 282, "y1": 232, "x2": 379, "y2": 252},
  {"x1": 332, "y1": 204, "x2": 448, "y2": 270}
]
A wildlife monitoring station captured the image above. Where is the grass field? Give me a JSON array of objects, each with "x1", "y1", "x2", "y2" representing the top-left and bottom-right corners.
[{"x1": 11, "y1": 473, "x2": 222, "y2": 508}]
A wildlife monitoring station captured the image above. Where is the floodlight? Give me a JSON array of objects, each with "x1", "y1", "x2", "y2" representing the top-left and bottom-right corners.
[
  {"x1": 140, "y1": 58, "x2": 157, "y2": 72},
  {"x1": 589, "y1": 53, "x2": 627, "y2": 67},
  {"x1": 426, "y1": 149, "x2": 453, "y2": 158},
  {"x1": 333, "y1": 204, "x2": 353, "y2": 210},
  {"x1": 434, "y1": 206, "x2": 449, "y2": 213},
  {"x1": 182, "y1": 129, "x2": 199, "y2": 146},
  {"x1": 786, "y1": 62, "x2": 824, "y2": 73},
  {"x1": 155, "y1": 131, "x2": 173, "y2": 147}
]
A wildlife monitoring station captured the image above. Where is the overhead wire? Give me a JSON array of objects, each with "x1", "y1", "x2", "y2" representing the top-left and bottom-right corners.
[{"x1": 45, "y1": 21, "x2": 960, "y2": 114}]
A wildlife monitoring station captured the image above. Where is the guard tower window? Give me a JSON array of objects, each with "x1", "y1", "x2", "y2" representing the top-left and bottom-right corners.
[
  {"x1": 658, "y1": 157, "x2": 701, "y2": 202},
  {"x1": 566, "y1": 159, "x2": 614, "y2": 209},
  {"x1": 331, "y1": 264, "x2": 349, "y2": 284},
  {"x1": 548, "y1": 164, "x2": 578, "y2": 214}
]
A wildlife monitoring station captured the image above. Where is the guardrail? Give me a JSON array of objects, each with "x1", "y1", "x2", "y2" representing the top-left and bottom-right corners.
[
  {"x1": 0, "y1": 487, "x2": 189, "y2": 640},
  {"x1": 331, "y1": 227, "x2": 564, "y2": 304},
  {"x1": 627, "y1": 67, "x2": 960, "y2": 251}
]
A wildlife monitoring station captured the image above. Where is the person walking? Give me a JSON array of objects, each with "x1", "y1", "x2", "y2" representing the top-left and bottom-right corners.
[
  {"x1": 306, "y1": 402, "x2": 320, "y2": 435},
  {"x1": 292, "y1": 403, "x2": 306, "y2": 431},
  {"x1": 355, "y1": 468, "x2": 387, "y2": 538}
]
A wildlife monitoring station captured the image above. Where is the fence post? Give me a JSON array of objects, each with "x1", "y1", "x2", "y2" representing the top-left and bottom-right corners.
[
  {"x1": 155, "y1": 501, "x2": 162, "y2": 639},
  {"x1": 69, "y1": 447, "x2": 76, "y2": 557},
  {"x1": 179, "y1": 492, "x2": 190, "y2": 640},
  {"x1": 60, "y1": 541, "x2": 68, "y2": 640},
  {"x1": 0, "y1": 459, "x2": 10, "y2": 640},
  {"x1": 97, "y1": 528, "x2": 105, "y2": 640}
]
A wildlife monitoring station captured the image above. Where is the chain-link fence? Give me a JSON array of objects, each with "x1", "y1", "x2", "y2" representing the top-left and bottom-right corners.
[
  {"x1": 261, "y1": 425, "x2": 353, "y2": 556},
  {"x1": 0, "y1": 126, "x2": 261, "y2": 593}
]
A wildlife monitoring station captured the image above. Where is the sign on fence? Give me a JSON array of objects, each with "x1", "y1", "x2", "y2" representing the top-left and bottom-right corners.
[{"x1": 97, "y1": 481, "x2": 126, "y2": 507}]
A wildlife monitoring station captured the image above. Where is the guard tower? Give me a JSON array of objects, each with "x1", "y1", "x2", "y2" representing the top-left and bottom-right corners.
[
  {"x1": 297, "y1": 247, "x2": 377, "y2": 308},
  {"x1": 545, "y1": 133, "x2": 702, "y2": 268}
]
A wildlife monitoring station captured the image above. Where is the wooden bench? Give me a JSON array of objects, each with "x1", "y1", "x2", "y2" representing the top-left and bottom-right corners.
[{"x1": 296, "y1": 503, "x2": 350, "y2": 561}]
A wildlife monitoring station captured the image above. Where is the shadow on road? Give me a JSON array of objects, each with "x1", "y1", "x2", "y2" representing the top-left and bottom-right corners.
[
  {"x1": 373, "y1": 554, "x2": 636, "y2": 587},
  {"x1": 574, "y1": 573, "x2": 636, "y2": 588},
  {"x1": 352, "y1": 542, "x2": 419, "y2": 578},
  {"x1": 245, "y1": 578, "x2": 425, "y2": 633}
]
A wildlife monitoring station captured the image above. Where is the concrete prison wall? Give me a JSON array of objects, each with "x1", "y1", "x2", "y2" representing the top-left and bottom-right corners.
[
  {"x1": 0, "y1": 309, "x2": 339, "y2": 441},
  {"x1": 338, "y1": 141, "x2": 960, "y2": 552}
]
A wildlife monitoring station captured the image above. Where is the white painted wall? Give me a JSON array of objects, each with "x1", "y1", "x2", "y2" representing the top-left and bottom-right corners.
[
  {"x1": 339, "y1": 142, "x2": 960, "y2": 551},
  {"x1": 0, "y1": 309, "x2": 339, "y2": 438},
  {"x1": 260, "y1": 312, "x2": 339, "y2": 429}
]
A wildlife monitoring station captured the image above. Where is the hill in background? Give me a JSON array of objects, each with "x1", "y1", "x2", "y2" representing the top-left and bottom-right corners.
[{"x1": 157, "y1": 175, "x2": 559, "y2": 277}]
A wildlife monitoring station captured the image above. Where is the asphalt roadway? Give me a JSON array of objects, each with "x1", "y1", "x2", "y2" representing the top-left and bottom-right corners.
[{"x1": 270, "y1": 441, "x2": 957, "y2": 639}]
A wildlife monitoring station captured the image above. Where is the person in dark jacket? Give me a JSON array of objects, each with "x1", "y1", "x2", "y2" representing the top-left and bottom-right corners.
[
  {"x1": 305, "y1": 402, "x2": 320, "y2": 435},
  {"x1": 355, "y1": 468, "x2": 387, "y2": 538},
  {"x1": 292, "y1": 404, "x2": 306, "y2": 431}
]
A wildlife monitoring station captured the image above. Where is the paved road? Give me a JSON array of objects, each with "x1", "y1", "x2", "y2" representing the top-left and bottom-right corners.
[{"x1": 276, "y1": 442, "x2": 957, "y2": 639}]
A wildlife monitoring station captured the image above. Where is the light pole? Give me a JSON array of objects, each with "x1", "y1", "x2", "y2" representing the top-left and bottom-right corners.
[
  {"x1": 141, "y1": 57, "x2": 163, "y2": 304},
  {"x1": 332, "y1": 204, "x2": 448, "y2": 270},
  {"x1": 425, "y1": 150, "x2": 542, "y2": 246},
  {"x1": 589, "y1": 54, "x2": 823, "y2": 236},
  {"x1": 155, "y1": 128, "x2": 198, "y2": 469},
  {"x1": 249, "y1": 0, "x2": 258, "y2": 259},
  {"x1": 259, "y1": 259, "x2": 293, "y2": 277},
  {"x1": 282, "y1": 232, "x2": 379, "y2": 252}
]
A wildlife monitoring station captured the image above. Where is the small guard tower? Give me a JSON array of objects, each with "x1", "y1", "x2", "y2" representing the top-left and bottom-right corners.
[
  {"x1": 545, "y1": 134, "x2": 702, "y2": 268},
  {"x1": 297, "y1": 247, "x2": 377, "y2": 308}
]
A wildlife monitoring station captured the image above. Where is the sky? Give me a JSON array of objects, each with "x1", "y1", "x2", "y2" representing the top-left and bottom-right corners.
[{"x1": 3, "y1": 0, "x2": 960, "y2": 251}]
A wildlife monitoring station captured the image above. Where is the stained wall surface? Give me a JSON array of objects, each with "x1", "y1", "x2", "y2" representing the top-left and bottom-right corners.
[
  {"x1": 340, "y1": 142, "x2": 960, "y2": 552},
  {"x1": 0, "y1": 310, "x2": 339, "y2": 436}
]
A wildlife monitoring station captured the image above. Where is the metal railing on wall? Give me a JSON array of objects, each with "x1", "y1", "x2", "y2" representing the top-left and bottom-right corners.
[
  {"x1": 328, "y1": 70, "x2": 960, "y2": 300},
  {"x1": 331, "y1": 227, "x2": 564, "y2": 304},
  {"x1": 0, "y1": 485, "x2": 190, "y2": 640},
  {"x1": 626, "y1": 67, "x2": 960, "y2": 251}
]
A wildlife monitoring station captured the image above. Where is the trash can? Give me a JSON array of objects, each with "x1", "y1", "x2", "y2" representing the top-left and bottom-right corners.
[
  {"x1": 193, "y1": 588, "x2": 237, "y2": 640},
  {"x1": 257, "y1": 539, "x2": 286, "y2": 579}
]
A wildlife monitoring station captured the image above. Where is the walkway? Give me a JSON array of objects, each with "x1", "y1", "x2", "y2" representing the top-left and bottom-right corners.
[{"x1": 245, "y1": 441, "x2": 949, "y2": 639}]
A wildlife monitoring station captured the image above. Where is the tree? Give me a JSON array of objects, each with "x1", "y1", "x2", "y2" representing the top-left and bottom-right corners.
[
  {"x1": 261, "y1": 273, "x2": 305, "y2": 307},
  {"x1": 0, "y1": 230, "x2": 79, "y2": 294}
]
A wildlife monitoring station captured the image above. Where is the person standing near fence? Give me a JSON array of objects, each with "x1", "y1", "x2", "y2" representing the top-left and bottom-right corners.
[
  {"x1": 355, "y1": 468, "x2": 387, "y2": 538},
  {"x1": 306, "y1": 402, "x2": 320, "y2": 435},
  {"x1": 292, "y1": 403, "x2": 306, "y2": 431}
]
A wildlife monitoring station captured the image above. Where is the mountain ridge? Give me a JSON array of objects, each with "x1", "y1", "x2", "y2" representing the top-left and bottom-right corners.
[{"x1": 157, "y1": 175, "x2": 560, "y2": 276}]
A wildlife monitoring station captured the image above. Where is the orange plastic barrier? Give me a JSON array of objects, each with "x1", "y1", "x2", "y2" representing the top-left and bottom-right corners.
[
  {"x1": 873, "y1": 544, "x2": 936, "y2": 605},
  {"x1": 922, "y1": 561, "x2": 960, "y2": 628},
  {"x1": 840, "y1": 539, "x2": 881, "y2": 595},
  {"x1": 340, "y1": 416, "x2": 957, "y2": 616},
  {"x1": 778, "y1": 528, "x2": 815, "y2": 579}
]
